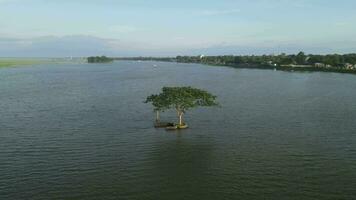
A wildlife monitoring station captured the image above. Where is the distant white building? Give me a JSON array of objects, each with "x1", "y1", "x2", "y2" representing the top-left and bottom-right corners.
[
  {"x1": 267, "y1": 61, "x2": 277, "y2": 66},
  {"x1": 200, "y1": 54, "x2": 205, "y2": 59},
  {"x1": 345, "y1": 63, "x2": 355, "y2": 70}
]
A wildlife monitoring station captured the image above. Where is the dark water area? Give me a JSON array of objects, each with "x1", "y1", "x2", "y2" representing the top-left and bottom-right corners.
[{"x1": 1, "y1": 61, "x2": 356, "y2": 199}]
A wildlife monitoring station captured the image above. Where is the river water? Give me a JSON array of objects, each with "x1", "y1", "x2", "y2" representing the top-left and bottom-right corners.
[{"x1": 1, "y1": 61, "x2": 356, "y2": 199}]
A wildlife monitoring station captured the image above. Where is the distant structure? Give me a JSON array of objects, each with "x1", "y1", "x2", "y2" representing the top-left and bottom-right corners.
[{"x1": 200, "y1": 54, "x2": 205, "y2": 59}]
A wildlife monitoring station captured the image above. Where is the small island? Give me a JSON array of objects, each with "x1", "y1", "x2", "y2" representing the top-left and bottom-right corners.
[
  {"x1": 87, "y1": 56, "x2": 114, "y2": 63},
  {"x1": 145, "y1": 86, "x2": 218, "y2": 130}
]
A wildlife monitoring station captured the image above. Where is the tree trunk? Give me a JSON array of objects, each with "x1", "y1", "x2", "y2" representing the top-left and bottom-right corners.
[
  {"x1": 156, "y1": 111, "x2": 160, "y2": 122},
  {"x1": 178, "y1": 112, "x2": 183, "y2": 126},
  {"x1": 176, "y1": 107, "x2": 184, "y2": 126}
]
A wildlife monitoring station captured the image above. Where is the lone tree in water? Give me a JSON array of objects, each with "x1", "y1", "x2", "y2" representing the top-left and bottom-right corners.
[
  {"x1": 145, "y1": 86, "x2": 218, "y2": 127},
  {"x1": 145, "y1": 93, "x2": 170, "y2": 122}
]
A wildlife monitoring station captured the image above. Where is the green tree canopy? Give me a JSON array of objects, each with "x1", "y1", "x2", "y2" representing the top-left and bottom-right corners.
[
  {"x1": 296, "y1": 51, "x2": 307, "y2": 65},
  {"x1": 145, "y1": 86, "x2": 218, "y2": 126},
  {"x1": 160, "y1": 86, "x2": 218, "y2": 112},
  {"x1": 145, "y1": 93, "x2": 170, "y2": 112},
  {"x1": 87, "y1": 56, "x2": 113, "y2": 63}
]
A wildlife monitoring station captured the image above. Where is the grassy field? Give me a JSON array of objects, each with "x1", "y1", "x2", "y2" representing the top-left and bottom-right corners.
[
  {"x1": 0, "y1": 58, "x2": 87, "y2": 68},
  {"x1": 0, "y1": 59, "x2": 43, "y2": 68}
]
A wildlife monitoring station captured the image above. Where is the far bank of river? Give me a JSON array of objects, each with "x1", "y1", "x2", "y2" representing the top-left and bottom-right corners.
[
  {"x1": 115, "y1": 57, "x2": 356, "y2": 75},
  {"x1": 3, "y1": 57, "x2": 356, "y2": 75},
  {"x1": 206, "y1": 63, "x2": 356, "y2": 75}
]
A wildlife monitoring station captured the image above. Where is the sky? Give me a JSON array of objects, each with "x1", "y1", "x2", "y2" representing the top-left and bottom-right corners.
[{"x1": 1, "y1": 0, "x2": 356, "y2": 57}]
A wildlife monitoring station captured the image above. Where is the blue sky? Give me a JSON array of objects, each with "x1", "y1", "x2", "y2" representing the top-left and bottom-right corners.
[{"x1": 1, "y1": 0, "x2": 356, "y2": 56}]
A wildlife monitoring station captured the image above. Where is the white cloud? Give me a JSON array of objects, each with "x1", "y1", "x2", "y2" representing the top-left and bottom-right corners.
[
  {"x1": 0, "y1": 35, "x2": 117, "y2": 57},
  {"x1": 334, "y1": 22, "x2": 350, "y2": 27},
  {"x1": 195, "y1": 9, "x2": 240, "y2": 16}
]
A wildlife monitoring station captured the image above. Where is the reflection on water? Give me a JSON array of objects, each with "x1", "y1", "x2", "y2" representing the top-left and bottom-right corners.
[{"x1": 0, "y1": 61, "x2": 356, "y2": 199}]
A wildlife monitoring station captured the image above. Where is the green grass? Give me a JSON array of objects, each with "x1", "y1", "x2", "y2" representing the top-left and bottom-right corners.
[
  {"x1": 0, "y1": 58, "x2": 87, "y2": 68},
  {"x1": 0, "y1": 59, "x2": 43, "y2": 68}
]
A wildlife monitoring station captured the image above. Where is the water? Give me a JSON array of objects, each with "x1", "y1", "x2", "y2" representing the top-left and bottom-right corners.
[{"x1": 1, "y1": 61, "x2": 356, "y2": 199}]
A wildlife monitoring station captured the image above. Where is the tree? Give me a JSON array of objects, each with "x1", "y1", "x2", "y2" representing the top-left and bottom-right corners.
[
  {"x1": 87, "y1": 56, "x2": 113, "y2": 63},
  {"x1": 296, "y1": 51, "x2": 307, "y2": 65},
  {"x1": 145, "y1": 87, "x2": 218, "y2": 127},
  {"x1": 280, "y1": 56, "x2": 294, "y2": 65},
  {"x1": 144, "y1": 93, "x2": 170, "y2": 122}
]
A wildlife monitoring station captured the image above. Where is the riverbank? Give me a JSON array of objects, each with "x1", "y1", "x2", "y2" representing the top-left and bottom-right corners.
[
  {"x1": 116, "y1": 53, "x2": 356, "y2": 75},
  {"x1": 206, "y1": 63, "x2": 356, "y2": 74},
  {"x1": 116, "y1": 58, "x2": 356, "y2": 75}
]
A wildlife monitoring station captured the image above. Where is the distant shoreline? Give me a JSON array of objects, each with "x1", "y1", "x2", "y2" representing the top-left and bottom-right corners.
[
  {"x1": 114, "y1": 53, "x2": 356, "y2": 75},
  {"x1": 200, "y1": 63, "x2": 356, "y2": 75},
  {"x1": 2, "y1": 56, "x2": 356, "y2": 75},
  {"x1": 116, "y1": 59, "x2": 356, "y2": 75}
]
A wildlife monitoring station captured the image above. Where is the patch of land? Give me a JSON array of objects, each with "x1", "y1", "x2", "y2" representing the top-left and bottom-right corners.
[
  {"x1": 0, "y1": 59, "x2": 43, "y2": 68},
  {"x1": 0, "y1": 58, "x2": 87, "y2": 68}
]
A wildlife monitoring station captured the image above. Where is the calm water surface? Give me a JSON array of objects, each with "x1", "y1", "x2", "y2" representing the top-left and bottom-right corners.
[{"x1": 1, "y1": 61, "x2": 356, "y2": 199}]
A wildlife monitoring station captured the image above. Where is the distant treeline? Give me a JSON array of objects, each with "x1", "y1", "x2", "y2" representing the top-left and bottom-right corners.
[
  {"x1": 114, "y1": 57, "x2": 175, "y2": 62},
  {"x1": 87, "y1": 56, "x2": 114, "y2": 63},
  {"x1": 114, "y1": 52, "x2": 356, "y2": 74},
  {"x1": 115, "y1": 52, "x2": 356, "y2": 67},
  {"x1": 176, "y1": 52, "x2": 356, "y2": 67}
]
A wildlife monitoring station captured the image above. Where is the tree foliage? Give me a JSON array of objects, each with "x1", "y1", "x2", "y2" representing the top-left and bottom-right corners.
[
  {"x1": 87, "y1": 56, "x2": 114, "y2": 63},
  {"x1": 159, "y1": 87, "x2": 218, "y2": 112},
  {"x1": 145, "y1": 87, "x2": 218, "y2": 125},
  {"x1": 144, "y1": 93, "x2": 170, "y2": 112},
  {"x1": 175, "y1": 52, "x2": 356, "y2": 68}
]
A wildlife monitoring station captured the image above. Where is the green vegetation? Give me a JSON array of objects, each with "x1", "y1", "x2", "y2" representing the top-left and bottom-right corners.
[
  {"x1": 175, "y1": 52, "x2": 356, "y2": 73},
  {"x1": 0, "y1": 58, "x2": 86, "y2": 68},
  {"x1": 145, "y1": 92, "x2": 170, "y2": 123},
  {"x1": 116, "y1": 52, "x2": 356, "y2": 74},
  {"x1": 115, "y1": 57, "x2": 174, "y2": 62},
  {"x1": 176, "y1": 52, "x2": 356, "y2": 67},
  {"x1": 87, "y1": 56, "x2": 114, "y2": 63},
  {"x1": 0, "y1": 59, "x2": 43, "y2": 68},
  {"x1": 145, "y1": 87, "x2": 218, "y2": 127}
]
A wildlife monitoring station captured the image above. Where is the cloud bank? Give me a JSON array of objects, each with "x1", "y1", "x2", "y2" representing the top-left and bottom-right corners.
[
  {"x1": 0, "y1": 35, "x2": 139, "y2": 57},
  {"x1": 1, "y1": 34, "x2": 356, "y2": 57}
]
